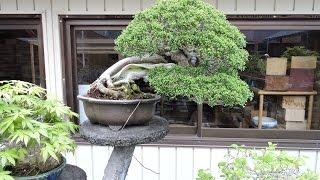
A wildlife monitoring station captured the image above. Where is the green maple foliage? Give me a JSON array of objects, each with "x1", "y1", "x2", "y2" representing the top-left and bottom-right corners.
[{"x1": 0, "y1": 80, "x2": 78, "y2": 179}]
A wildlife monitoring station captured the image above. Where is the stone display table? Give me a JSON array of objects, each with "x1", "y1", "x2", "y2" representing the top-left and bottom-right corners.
[
  {"x1": 80, "y1": 116, "x2": 169, "y2": 180},
  {"x1": 58, "y1": 164, "x2": 87, "y2": 180}
]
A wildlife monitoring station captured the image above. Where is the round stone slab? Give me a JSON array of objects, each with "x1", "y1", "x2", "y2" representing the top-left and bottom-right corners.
[{"x1": 80, "y1": 116, "x2": 169, "y2": 146}]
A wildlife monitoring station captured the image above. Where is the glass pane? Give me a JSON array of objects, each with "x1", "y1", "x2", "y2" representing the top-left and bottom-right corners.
[
  {"x1": 155, "y1": 97, "x2": 199, "y2": 130},
  {"x1": 208, "y1": 30, "x2": 320, "y2": 130},
  {"x1": 76, "y1": 30, "x2": 121, "y2": 85},
  {"x1": 0, "y1": 29, "x2": 41, "y2": 85},
  {"x1": 75, "y1": 29, "x2": 122, "y2": 123}
]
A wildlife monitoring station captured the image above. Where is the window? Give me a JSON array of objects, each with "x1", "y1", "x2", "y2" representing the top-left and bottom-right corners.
[
  {"x1": 198, "y1": 18, "x2": 320, "y2": 139},
  {"x1": 0, "y1": 15, "x2": 45, "y2": 86},
  {"x1": 62, "y1": 16, "x2": 320, "y2": 140}
]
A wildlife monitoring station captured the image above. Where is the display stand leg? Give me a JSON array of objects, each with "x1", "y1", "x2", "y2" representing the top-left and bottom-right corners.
[
  {"x1": 258, "y1": 94, "x2": 264, "y2": 129},
  {"x1": 103, "y1": 145, "x2": 136, "y2": 180}
]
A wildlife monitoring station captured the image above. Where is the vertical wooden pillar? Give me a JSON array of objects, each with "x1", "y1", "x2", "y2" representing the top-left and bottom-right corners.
[
  {"x1": 197, "y1": 103, "x2": 203, "y2": 137},
  {"x1": 30, "y1": 44, "x2": 35, "y2": 84},
  {"x1": 258, "y1": 94, "x2": 264, "y2": 129},
  {"x1": 307, "y1": 95, "x2": 314, "y2": 130}
]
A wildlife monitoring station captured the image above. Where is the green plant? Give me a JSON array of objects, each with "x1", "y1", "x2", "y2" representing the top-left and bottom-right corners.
[
  {"x1": 281, "y1": 46, "x2": 319, "y2": 60},
  {"x1": 197, "y1": 143, "x2": 319, "y2": 180},
  {"x1": 298, "y1": 170, "x2": 320, "y2": 180},
  {"x1": 109, "y1": 0, "x2": 252, "y2": 106},
  {"x1": 197, "y1": 169, "x2": 215, "y2": 180},
  {"x1": 0, "y1": 80, "x2": 78, "y2": 179},
  {"x1": 244, "y1": 52, "x2": 266, "y2": 76}
]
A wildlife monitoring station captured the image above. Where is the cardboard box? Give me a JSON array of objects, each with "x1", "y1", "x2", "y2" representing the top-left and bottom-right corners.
[
  {"x1": 265, "y1": 75, "x2": 290, "y2": 91},
  {"x1": 266, "y1": 58, "x2": 287, "y2": 75},
  {"x1": 289, "y1": 68, "x2": 314, "y2": 91},
  {"x1": 282, "y1": 96, "x2": 306, "y2": 109},
  {"x1": 286, "y1": 121, "x2": 306, "y2": 130},
  {"x1": 284, "y1": 109, "x2": 305, "y2": 122},
  {"x1": 291, "y1": 56, "x2": 317, "y2": 69}
]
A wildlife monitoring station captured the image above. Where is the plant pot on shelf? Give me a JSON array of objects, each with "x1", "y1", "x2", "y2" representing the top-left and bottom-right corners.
[
  {"x1": 13, "y1": 157, "x2": 66, "y2": 180},
  {"x1": 78, "y1": 95, "x2": 161, "y2": 126}
]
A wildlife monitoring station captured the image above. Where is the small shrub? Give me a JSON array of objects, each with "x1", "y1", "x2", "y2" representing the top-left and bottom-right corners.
[
  {"x1": 0, "y1": 80, "x2": 78, "y2": 179},
  {"x1": 196, "y1": 142, "x2": 319, "y2": 180}
]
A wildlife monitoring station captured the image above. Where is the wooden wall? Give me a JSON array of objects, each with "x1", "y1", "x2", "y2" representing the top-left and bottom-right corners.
[{"x1": 66, "y1": 144, "x2": 320, "y2": 180}]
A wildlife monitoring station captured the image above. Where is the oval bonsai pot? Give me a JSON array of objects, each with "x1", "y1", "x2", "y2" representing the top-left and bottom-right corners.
[
  {"x1": 14, "y1": 157, "x2": 66, "y2": 180},
  {"x1": 78, "y1": 95, "x2": 161, "y2": 126}
]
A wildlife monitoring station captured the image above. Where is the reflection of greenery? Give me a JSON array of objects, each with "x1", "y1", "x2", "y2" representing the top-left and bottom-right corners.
[
  {"x1": 244, "y1": 52, "x2": 266, "y2": 76},
  {"x1": 282, "y1": 46, "x2": 319, "y2": 60}
]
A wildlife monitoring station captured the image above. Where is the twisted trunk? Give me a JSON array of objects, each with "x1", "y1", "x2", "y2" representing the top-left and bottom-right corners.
[
  {"x1": 89, "y1": 50, "x2": 198, "y2": 99},
  {"x1": 89, "y1": 55, "x2": 168, "y2": 98}
]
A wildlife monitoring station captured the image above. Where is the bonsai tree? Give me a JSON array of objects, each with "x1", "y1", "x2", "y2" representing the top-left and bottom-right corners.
[
  {"x1": 0, "y1": 80, "x2": 78, "y2": 179},
  {"x1": 90, "y1": 0, "x2": 253, "y2": 107}
]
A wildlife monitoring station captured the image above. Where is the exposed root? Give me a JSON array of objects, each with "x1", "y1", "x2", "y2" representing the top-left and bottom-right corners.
[
  {"x1": 87, "y1": 52, "x2": 197, "y2": 100},
  {"x1": 93, "y1": 55, "x2": 167, "y2": 89}
]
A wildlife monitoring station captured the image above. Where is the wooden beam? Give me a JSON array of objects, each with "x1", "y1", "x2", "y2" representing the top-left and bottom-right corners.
[
  {"x1": 30, "y1": 44, "x2": 35, "y2": 84},
  {"x1": 307, "y1": 95, "x2": 314, "y2": 129},
  {"x1": 258, "y1": 94, "x2": 264, "y2": 129}
]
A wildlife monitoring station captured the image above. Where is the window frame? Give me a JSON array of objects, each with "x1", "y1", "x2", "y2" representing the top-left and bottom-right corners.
[
  {"x1": 60, "y1": 15, "x2": 320, "y2": 144},
  {"x1": 0, "y1": 14, "x2": 46, "y2": 87}
]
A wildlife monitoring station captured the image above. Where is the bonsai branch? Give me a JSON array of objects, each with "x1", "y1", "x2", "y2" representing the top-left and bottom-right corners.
[
  {"x1": 165, "y1": 48, "x2": 199, "y2": 67},
  {"x1": 90, "y1": 55, "x2": 175, "y2": 98}
]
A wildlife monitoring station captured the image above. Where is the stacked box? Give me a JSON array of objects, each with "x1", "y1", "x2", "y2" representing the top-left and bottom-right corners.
[
  {"x1": 289, "y1": 56, "x2": 317, "y2": 91},
  {"x1": 282, "y1": 96, "x2": 306, "y2": 130},
  {"x1": 265, "y1": 58, "x2": 289, "y2": 91},
  {"x1": 286, "y1": 121, "x2": 306, "y2": 130},
  {"x1": 265, "y1": 76, "x2": 290, "y2": 91}
]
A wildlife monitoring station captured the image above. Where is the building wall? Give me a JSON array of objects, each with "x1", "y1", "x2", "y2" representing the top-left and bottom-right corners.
[
  {"x1": 67, "y1": 144, "x2": 320, "y2": 180},
  {"x1": 0, "y1": 0, "x2": 320, "y2": 179}
]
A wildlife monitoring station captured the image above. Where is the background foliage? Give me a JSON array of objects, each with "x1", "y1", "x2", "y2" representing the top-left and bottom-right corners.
[{"x1": 281, "y1": 46, "x2": 319, "y2": 60}]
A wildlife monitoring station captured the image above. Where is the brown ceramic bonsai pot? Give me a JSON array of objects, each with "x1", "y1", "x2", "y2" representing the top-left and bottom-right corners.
[{"x1": 78, "y1": 95, "x2": 161, "y2": 126}]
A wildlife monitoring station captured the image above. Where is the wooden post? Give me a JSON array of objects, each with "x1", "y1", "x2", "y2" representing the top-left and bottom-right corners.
[
  {"x1": 307, "y1": 95, "x2": 314, "y2": 130},
  {"x1": 197, "y1": 103, "x2": 203, "y2": 137},
  {"x1": 30, "y1": 44, "x2": 35, "y2": 84},
  {"x1": 258, "y1": 94, "x2": 264, "y2": 129}
]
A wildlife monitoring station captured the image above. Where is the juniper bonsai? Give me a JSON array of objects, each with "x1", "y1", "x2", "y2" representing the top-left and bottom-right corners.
[{"x1": 90, "y1": 0, "x2": 253, "y2": 106}]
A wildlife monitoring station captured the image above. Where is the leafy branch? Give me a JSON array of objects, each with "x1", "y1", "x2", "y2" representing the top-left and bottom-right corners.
[{"x1": 0, "y1": 80, "x2": 78, "y2": 178}]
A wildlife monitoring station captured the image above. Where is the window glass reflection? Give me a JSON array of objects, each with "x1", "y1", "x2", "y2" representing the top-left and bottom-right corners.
[
  {"x1": 76, "y1": 30, "x2": 122, "y2": 123},
  {"x1": 0, "y1": 29, "x2": 40, "y2": 85},
  {"x1": 223, "y1": 30, "x2": 320, "y2": 130}
]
